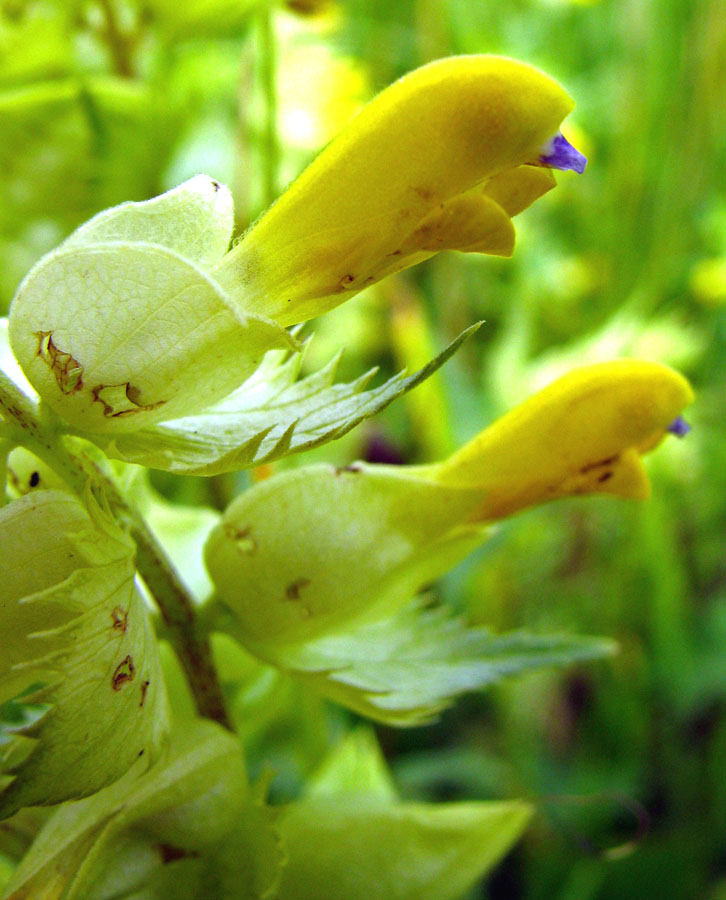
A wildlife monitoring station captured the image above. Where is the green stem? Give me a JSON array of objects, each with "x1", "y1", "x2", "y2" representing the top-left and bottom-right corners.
[
  {"x1": 258, "y1": 6, "x2": 279, "y2": 209},
  {"x1": 98, "y1": 0, "x2": 134, "y2": 79},
  {"x1": 0, "y1": 438, "x2": 10, "y2": 506},
  {"x1": 0, "y1": 376, "x2": 231, "y2": 729}
]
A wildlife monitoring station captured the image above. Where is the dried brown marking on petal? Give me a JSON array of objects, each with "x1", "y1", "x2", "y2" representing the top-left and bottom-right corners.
[
  {"x1": 111, "y1": 605, "x2": 128, "y2": 633},
  {"x1": 211, "y1": 180, "x2": 221, "y2": 192},
  {"x1": 92, "y1": 382, "x2": 166, "y2": 418},
  {"x1": 387, "y1": 249, "x2": 403, "y2": 257},
  {"x1": 112, "y1": 655, "x2": 135, "y2": 690},
  {"x1": 580, "y1": 455, "x2": 618, "y2": 474},
  {"x1": 285, "y1": 578, "x2": 310, "y2": 600},
  {"x1": 339, "y1": 273, "x2": 355, "y2": 287},
  {"x1": 35, "y1": 331, "x2": 84, "y2": 394},
  {"x1": 140, "y1": 680, "x2": 150, "y2": 707},
  {"x1": 414, "y1": 186, "x2": 434, "y2": 202},
  {"x1": 597, "y1": 471, "x2": 614, "y2": 483}
]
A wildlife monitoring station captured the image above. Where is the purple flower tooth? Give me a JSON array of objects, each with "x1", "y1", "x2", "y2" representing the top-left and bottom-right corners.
[
  {"x1": 538, "y1": 133, "x2": 587, "y2": 174},
  {"x1": 666, "y1": 416, "x2": 691, "y2": 438}
]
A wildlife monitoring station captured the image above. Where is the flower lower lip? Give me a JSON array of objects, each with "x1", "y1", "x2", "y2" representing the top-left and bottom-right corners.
[{"x1": 538, "y1": 133, "x2": 587, "y2": 174}]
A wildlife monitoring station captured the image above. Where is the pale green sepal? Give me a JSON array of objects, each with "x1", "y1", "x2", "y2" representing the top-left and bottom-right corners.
[
  {"x1": 105, "y1": 324, "x2": 480, "y2": 474},
  {"x1": 283, "y1": 598, "x2": 617, "y2": 725},
  {"x1": 61, "y1": 175, "x2": 235, "y2": 270},
  {"x1": 9, "y1": 241, "x2": 294, "y2": 434},
  {"x1": 199, "y1": 795, "x2": 287, "y2": 900},
  {"x1": 275, "y1": 798, "x2": 532, "y2": 900},
  {"x1": 205, "y1": 463, "x2": 487, "y2": 648},
  {"x1": 0, "y1": 556, "x2": 169, "y2": 819},
  {"x1": 2, "y1": 718, "x2": 247, "y2": 900},
  {"x1": 304, "y1": 727, "x2": 398, "y2": 802}
]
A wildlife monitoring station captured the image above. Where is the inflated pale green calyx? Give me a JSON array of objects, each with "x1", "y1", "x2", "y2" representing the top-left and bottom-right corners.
[
  {"x1": 0, "y1": 491, "x2": 90, "y2": 705},
  {"x1": 204, "y1": 464, "x2": 485, "y2": 650},
  {"x1": 0, "y1": 490, "x2": 169, "y2": 818},
  {"x1": 8, "y1": 176, "x2": 294, "y2": 435},
  {"x1": 3, "y1": 719, "x2": 248, "y2": 900},
  {"x1": 432, "y1": 359, "x2": 695, "y2": 520},
  {"x1": 215, "y1": 55, "x2": 574, "y2": 325}
]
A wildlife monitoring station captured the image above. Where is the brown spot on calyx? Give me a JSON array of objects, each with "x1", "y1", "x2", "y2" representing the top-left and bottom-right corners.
[
  {"x1": 159, "y1": 844, "x2": 199, "y2": 864},
  {"x1": 112, "y1": 655, "x2": 135, "y2": 690},
  {"x1": 111, "y1": 606, "x2": 128, "y2": 633},
  {"x1": 140, "y1": 680, "x2": 150, "y2": 707},
  {"x1": 223, "y1": 522, "x2": 257, "y2": 555},
  {"x1": 35, "y1": 331, "x2": 84, "y2": 394},
  {"x1": 285, "y1": 578, "x2": 310, "y2": 600},
  {"x1": 334, "y1": 463, "x2": 362, "y2": 475},
  {"x1": 92, "y1": 382, "x2": 166, "y2": 418}
]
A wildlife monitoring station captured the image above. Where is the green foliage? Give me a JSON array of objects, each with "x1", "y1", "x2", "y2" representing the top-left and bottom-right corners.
[
  {"x1": 104, "y1": 324, "x2": 479, "y2": 474},
  {"x1": 0, "y1": 0, "x2": 723, "y2": 898}
]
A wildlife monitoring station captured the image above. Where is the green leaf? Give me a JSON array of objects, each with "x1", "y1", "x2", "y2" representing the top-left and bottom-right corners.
[
  {"x1": 303, "y1": 727, "x2": 398, "y2": 802},
  {"x1": 201, "y1": 796, "x2": 286, "y2": 900},
  {"x1": 104, "y1": 323, "x2": 480, "y2": 475},
  {"x1": 2, "y1": 718, "x2": 247, "y2": 900},
  {"x1": 281, "y1": 597, "x2": 616, "y2": 725},
  {"x1": 0, "y1": 491, "x2": 169, "y2": 819},
  {"x1": 275, "y1": 797, "x2": 532, "y2": 900}
]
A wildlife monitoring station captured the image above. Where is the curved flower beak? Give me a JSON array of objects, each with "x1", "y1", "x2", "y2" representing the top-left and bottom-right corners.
[
  {"x1": 215, "y1": 55, "x2": 583, "y2": 326},
  {"x1": 431, "y1": 360, "x2": 694, "y2": 521}
]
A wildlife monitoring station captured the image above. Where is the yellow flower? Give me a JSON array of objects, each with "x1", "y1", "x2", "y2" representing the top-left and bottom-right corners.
[
  {"x1": 431, "y1": 359, "x2": 694, "y2": 520},
  {"x1": 215, "y1": 55, "x2": 585, "y2": 325}
]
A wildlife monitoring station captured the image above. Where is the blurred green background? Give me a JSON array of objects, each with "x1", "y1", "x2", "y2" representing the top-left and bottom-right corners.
[{"x1": 1, "y1": 1, "x2": 725, "y2": 897}]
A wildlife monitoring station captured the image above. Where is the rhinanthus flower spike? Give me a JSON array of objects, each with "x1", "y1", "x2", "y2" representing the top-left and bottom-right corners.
[{"x1": 214, "y1": 54, "x2": 585, "y2": 325}]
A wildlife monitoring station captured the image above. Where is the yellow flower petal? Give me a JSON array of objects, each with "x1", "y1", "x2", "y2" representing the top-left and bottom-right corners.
[
  {"x1": 215, "y1": 55, "x2": 575, "y2": 325},
  {"x1": 432, "y1": 360, "x2": 694, "y2": 520},
  {"x1": 482, "y1": 165, "x2": 557, "y2": 217},
  {"x1": 399, "y1": 190, "x2": 516, "y2": 257}
]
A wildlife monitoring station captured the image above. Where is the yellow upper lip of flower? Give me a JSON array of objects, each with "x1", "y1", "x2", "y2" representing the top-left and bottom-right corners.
[
  {"x1": 430, "y1": 359, "x2": 694, "y2": 521},
  {"x1": 214, "y1": 54, "x2": 580, "y2": 326}
]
